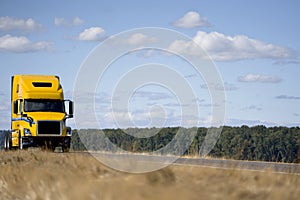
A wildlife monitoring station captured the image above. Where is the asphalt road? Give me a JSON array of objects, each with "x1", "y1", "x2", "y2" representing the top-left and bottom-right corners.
[
  {"x1": 175, "y1": 157, "x2": 300, "y2": 174},
  {"x1": 76, "y1": 151, "x2": 300, "y2": 174}
]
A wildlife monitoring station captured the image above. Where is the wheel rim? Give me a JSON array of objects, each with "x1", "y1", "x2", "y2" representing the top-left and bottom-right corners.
[
  {"x1": 5, "y1": 134, "x2": 10, "y2": 150},
  {"x1": 20, "y1": 137, "x2": 23, "y2": 150}
]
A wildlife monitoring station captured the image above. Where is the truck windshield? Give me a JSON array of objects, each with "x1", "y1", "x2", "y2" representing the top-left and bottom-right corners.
[{"x1": 24, "y1": 99, "x2": 65, "y2": 113}]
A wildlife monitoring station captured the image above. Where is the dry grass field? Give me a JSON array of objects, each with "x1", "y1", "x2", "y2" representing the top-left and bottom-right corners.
[{"x1": 0, "y1": 150, "x2": 299, "y2": 200}]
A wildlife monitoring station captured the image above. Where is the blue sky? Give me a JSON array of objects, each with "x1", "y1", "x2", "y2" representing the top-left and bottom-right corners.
[{"x1": 0, "y1": 0, "x2": 299, "y2": 129}]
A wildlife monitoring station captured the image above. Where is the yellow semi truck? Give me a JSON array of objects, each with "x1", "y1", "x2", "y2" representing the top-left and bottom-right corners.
[{"x1": 3, "y1": 75, "x2": 74, "y2": 151}]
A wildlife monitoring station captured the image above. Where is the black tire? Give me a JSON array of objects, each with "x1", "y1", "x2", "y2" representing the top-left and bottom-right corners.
[
  {"x1": 63, "y1": 146, "x2": 70, "y2": 153},
  {"x1": 4, "y1": 132, "x2": 12, "y2": 151},
  {"x1": 63, "y1": 137, "x2": 71, "y2": 153}
]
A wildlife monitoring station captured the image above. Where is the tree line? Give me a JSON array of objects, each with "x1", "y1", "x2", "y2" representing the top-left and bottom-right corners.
[
  {"x1": 71, "y1": 125, "x2": 300, "y2": 163},
  {"x1": 1, "y1": 126, "x2": 299, "y2": 163}
]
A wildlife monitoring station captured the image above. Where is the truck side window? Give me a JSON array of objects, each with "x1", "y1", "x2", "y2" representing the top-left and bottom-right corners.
[
  {"x1": 14, "y1": 100, "x2": 23, "y2": 114},
  {"x1": 13, "y1": 100, "x2": 18, "y2": 114}
]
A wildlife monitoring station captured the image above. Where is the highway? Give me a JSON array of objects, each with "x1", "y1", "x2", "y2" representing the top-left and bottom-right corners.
[
  {"x1": 175, "y1": 157, "x2": 300, "y2": 174},
  {"x1": 76, "y1": 151, "x2": 300, "y2": 174}
]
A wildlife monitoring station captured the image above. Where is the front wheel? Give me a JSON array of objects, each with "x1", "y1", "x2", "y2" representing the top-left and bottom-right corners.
[
  {"x1": 19, "y1": 136, "x2": 23, "y2": 150},
  {"x1": 63, "y1": 137, "x2": 71, "y2": 152},
  {"x1": 63, "y1": 146, "x2": 70, "y2": 152}
]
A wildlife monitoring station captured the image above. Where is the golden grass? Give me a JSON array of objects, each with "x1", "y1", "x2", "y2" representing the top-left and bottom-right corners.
[{"x1": 0, "y1": 150, "x2": 299, "y2": 200}]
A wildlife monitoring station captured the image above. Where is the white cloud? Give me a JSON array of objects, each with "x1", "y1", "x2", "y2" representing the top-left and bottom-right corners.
[
  {"x1": 201, "y1": 82, "x2": 238, "y2": 91},
  {"x1": 54, "y1": 18, "x2": 64, "y2": 26},
  {"x1": 123, "y1": 106, "x2": 168, "y2": 128},
  {"x1": 0, "y1": 16, "x2": 42, "y2": 32},
  {"x1": 0, "y1": 34, "x2": 52, "y2": 53},
  {"x1": 112, "y1": 33, "x2": 158, "y2": 56},
  {"x1": 243, "y1": 105, "x2": 262, "y2": 111},
  {"x1": 125, "y1": 33, "x2": 157, "y2": 45},
  {"x1": 225, "y1": 118, "x2": 277, "y2": 127},
  {"x1": 273, "y1": 60, "x2": 300, "y2": 66},
  {"x1": 173, "y1": 11, "x2": 211, "y2": 28},
  {"x1": 196, "y1": 115, "x2": 225, "y2": 127},
  {"x1": 54, "y1": 17, "x2": 84, "y2": 27},
  {"x1": 132, "y1": 90, "x2": 172, "y2": 101},
  {"x1": 77, "y1": 27, "x2": 105, "y2": 41},
  {"x1": 168, "y1": 31, "x2": 297, "y2": 61},
  {"x1": 72, "y1": 17, "x2": 84, "y2": 26},
  {"x1": 275, "y1": 95, "x2": 300, "y2": 100},
  {"x1": 238, "y1": 74, "x2": 282, "y2": 83}
]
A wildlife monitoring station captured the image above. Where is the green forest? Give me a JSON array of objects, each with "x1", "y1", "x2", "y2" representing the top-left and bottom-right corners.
[
  {"x1": 71, "y1": 126, "x2": 300, "y2": 163},
  {"x1": 1, "y1": 126, "x2": 300, "y2": 163}
]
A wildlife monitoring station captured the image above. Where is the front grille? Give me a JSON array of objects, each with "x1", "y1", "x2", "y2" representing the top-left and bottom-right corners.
[{"x1": 38, "y1": 121, "x2": 61, "y2": 135}]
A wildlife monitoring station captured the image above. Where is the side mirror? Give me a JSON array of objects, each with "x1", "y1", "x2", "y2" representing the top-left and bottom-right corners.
[
  {"x1": 13, "y1": 101, "x2": 18, "y2": 114},
  {"x1": 64, "y1": 100, "x2": 74, "y2": 118},
  {"x1": 69, "y1": 101, "x2": 74, "y2": 118}
]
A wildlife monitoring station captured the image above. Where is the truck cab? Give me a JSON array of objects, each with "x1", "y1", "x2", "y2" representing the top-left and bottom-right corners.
[{"x1": 4, "y1": 75, "x2": 73, "y2": 151}]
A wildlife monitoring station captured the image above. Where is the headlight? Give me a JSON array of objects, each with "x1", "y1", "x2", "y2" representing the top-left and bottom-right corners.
[{"x1": 24, "y1": 128, "x2": 32, "y2": 136}]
